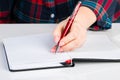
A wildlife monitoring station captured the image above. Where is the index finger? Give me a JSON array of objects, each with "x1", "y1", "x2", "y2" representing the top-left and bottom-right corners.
[{"x1": 59, "y1": 31, "x2": 77, "y2": 46}]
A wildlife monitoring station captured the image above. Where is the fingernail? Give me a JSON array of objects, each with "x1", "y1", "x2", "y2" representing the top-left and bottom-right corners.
[{"x1": 59, "y1": 41, "x2": 65, "y2": 46}]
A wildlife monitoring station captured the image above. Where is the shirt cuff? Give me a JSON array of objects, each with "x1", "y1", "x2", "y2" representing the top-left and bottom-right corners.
[{"x1": 81, "y1": 1, "x2": 112, "y2": 31}]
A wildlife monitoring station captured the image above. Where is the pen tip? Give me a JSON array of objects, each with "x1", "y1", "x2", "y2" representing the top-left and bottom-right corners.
[{"x1": 55, "y1": 45, "x2": 59, "y2": 53}]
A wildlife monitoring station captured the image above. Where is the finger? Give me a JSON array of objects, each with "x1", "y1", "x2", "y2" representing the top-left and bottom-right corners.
[
  {"x1": 51, "y1": 45, "x2": 56, "y2": 53},
  {"x1": 53, "y1": 21, "x2": 66, "y2": 43},
  {"x1": 59, "y1": 22, "x2": 86, "y2": 46},
  {"x1": 59, "y1": 22, "x2": 82, "y2": 46},
  {"x1": 59, "y1": 31, "x2": 77, "y2": 46},
  {"x1": 60, "y1": 39, "x2": 80, "y2": 52}
]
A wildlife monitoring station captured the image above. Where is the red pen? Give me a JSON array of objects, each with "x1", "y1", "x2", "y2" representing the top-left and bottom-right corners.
[{"x1": 55, "y1": 1, "x2": 81, "y2": 53}]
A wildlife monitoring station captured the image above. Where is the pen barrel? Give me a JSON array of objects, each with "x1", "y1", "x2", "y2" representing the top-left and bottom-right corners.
[
  {"x1": 56, "y1": 19, "x2": 73, "y2": 47},
  {"x1": 56, "y1": 1, "x2": 81, "y2": 47},
  {"x1": 60, "y1": 1, "x2": 81, "y2": 39},
  {"x1": 71, "y1": 1, "x2": 81, "y2": 18},
  {"x1": 60, "y1": 18, "x2": 74, "y2": 39}
]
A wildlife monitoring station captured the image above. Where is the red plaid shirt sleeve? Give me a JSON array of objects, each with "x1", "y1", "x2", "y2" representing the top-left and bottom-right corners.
[
  {"x1": 82, "y1": 0, "x2": 120, "y2": 30},
  {"x1": 0, "y1": 0, "x2": 120, "y2": 31}
]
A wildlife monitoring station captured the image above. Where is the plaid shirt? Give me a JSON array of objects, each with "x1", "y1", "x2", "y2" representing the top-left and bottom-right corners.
[{"x1": 0, "y1": 0, "x2": 120, "y2": 30}]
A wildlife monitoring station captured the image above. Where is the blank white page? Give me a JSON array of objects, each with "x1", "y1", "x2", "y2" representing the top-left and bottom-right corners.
[
  {"x1": 3, "y1": 34, "x2": 71, "y2": 70},
  {"x1": 68, "y1": 32, "x2": 120, "y2": 60},
  {"x1": 3, "y1": 32, "x2": 120, "y2": 71}
]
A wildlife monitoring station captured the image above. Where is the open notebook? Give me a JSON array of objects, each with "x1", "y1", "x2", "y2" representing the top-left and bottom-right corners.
[{"x1": 2, "y1": 32, "x2": 120, "y2": 71}]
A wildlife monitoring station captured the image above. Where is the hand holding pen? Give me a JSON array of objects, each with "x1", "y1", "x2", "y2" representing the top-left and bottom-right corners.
[{"x1": 51, "y1": 1, "x2": 97, "y2": 53}]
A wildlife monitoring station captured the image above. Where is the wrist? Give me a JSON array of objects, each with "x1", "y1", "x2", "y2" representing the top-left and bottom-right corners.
[{"x1": 74, "y1": 6, "x2": 97, "y2": 29}]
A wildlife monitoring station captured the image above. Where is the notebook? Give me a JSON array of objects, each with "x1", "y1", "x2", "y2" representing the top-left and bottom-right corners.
[{"x1": 2, "y1": 32, "x2": 120, "y2": 71}]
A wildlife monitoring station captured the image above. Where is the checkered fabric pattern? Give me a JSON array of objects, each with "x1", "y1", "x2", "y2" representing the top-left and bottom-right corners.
[{"x1": 0, "y1": 0, "x2": 120, "y2": 30}]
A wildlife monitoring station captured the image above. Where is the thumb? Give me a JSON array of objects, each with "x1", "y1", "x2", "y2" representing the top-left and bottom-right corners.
[{"x1": 53, "y1": 20, "x2": 66, "y2": 43}]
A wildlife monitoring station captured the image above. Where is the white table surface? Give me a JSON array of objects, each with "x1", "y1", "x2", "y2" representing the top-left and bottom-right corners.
[{"x1": 0, "y1": 23, "x2": 120, "y2": 80}]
